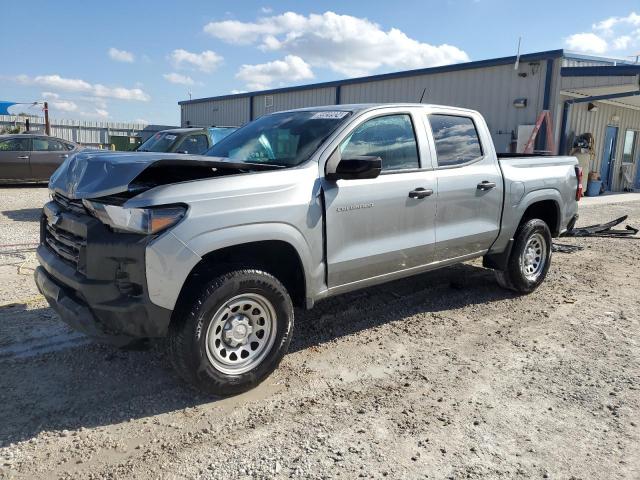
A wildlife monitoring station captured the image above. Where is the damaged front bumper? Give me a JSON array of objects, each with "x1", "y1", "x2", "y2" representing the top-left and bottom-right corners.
[{"x1": 35, "y1": 199, "x2": 173, "y2": 344}]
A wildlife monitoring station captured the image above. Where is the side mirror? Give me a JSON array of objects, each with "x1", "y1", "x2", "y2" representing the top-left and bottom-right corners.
[{"x1": 325, "y1": 154, "x2": 382, "y2": 181}]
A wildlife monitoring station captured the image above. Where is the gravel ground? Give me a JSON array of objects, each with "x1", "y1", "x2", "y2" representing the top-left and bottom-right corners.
[{"x1": 0, "y1": 186, "x2": 639, "y2": 479}]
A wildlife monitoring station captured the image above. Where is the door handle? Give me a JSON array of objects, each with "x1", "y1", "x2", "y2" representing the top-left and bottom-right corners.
[
  {"x1": 59, "y1": 154, "x2": 69, "y2": 159},
  {"x1": 477, "y1": 181, "x2": 496, "y2": 191},
  {"x1": 18, "y1": 155, "x2": 29, "y2": 159},
  {"x1": 408, "y1": 188, "x2": 434, "y2": 199}
]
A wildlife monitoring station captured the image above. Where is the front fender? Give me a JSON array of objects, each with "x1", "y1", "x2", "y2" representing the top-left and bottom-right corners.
[{"x1": 184, "y1": 223, "x2": 319, "y2": 304}]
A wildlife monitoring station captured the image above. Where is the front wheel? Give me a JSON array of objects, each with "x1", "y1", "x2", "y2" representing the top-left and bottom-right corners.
[
  {"x1": 495, "y1": 218, "x2": 552, "y2": 294},
  {"x1": 169, "y1": 269, "x2": 294, "y2": 396}
]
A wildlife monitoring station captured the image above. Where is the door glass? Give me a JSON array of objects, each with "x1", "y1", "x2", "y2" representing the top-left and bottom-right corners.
[
  {"x1": 622, "y1": 130, "x2": 637, "y2": 164},
  {"x1": 340, "y1": 114, "x2": 419, "y2": 171},
  {"x1": 429, "y1": 114, "x2": 483, "y2": 167},
  {"x1": 32, "y1": 138, "x2": 66, "y2": 151},
  {"x1": 0, "y1": 138, "x2": 30, "y2": 152},
  {"x1": 177, "y1": 135, "x2": 208, "y2": 154}
]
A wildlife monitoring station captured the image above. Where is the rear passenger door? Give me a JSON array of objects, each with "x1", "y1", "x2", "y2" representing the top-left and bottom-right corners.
[
  {"x1": 427, "y1": 112, "x2": 503, "y2": 261},
  {"x1": 0, "y1": 137, "x2": 31, "y2": 180},
  {"x1": 29, "y1": 137, "x2": 70, "y2": 180}
]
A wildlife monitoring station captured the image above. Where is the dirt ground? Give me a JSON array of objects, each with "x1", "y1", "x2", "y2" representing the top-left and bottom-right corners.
[{"x1": 0, "y1": 186, "x2": 638, "y2": 480}]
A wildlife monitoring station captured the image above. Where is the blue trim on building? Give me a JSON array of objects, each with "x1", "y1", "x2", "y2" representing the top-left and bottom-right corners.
[
  {"x1": 543, "y1": 59, "x2": 554, "y2": 109},
  {"x1": 561, "y1": 65, "x2": 640, "y2": 77},
  {"x1": 179, "y1": 49, "x2": 565, "y2": 106},
  {"x1": 335, "y1": 85, "x2": 341, "y2": 105}
]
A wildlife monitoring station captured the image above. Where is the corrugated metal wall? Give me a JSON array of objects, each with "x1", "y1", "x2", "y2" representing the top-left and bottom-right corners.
[
  {"x1": 0, "y1": 115, "x2": 146, "y2": 146},
  {"x1": 339, "y1": 62, "x2": 548, "y2": 152},
  {"x1": 561, "y1": 58, "x2": 616, "y2": 67},
  {"x1": 182, "y1": 61, "x2": 550, "y2": 153},
  {"x1": 252, "y1": 87, "x2": 336, "y2": 118},
  {"x1": 564, "y1": 97, "x2": 640, "y2": 190},
  {"x1": 180, "y1": 97, "x2": 250, "y2": 127}
]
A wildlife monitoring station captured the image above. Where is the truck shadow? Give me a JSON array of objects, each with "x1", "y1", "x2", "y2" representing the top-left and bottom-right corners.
[
  {"x1": 2, "y1": 208, "x2": 43, "y2": 222},
  {"x1": 0, "y1": 262, "x2": 512, "y2": 447}
]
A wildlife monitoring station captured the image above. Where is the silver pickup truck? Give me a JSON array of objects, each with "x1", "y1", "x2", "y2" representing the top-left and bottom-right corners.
[{"x1": 35, "y1": 103, "x2": 581, "y2": 395}]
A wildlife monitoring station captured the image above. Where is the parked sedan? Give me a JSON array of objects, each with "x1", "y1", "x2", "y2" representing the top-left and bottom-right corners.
[{"x1": 0, "y1": 134, "x2": 82, "y2": 183}]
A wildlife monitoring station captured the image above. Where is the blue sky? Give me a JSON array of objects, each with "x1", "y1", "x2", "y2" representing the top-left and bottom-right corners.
[{"x1": 2, "y1": 0, "x2": 639, "y2": 125}]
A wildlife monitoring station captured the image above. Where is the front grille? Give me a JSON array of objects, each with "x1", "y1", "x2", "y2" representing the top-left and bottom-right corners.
[
  {"x1": 43, "y1": 194, "x2": 88, "y2": 273},
  {"x1": 53, "y1": 193, "x2": 86, "y2": 215},
  {"x1": 45, "y1": 223, "x2": 85, "y2": 268}
]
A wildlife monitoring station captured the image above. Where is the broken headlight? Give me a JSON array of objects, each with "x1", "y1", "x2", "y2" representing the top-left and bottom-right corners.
[{"x1": 82, "y1": 200, "x2": 186, "y2": 235}]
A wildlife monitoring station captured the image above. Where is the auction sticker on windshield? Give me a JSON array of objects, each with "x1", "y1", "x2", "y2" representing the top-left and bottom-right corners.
[{"x1": 310, "y1": 111, "x2": 350, "y2": 120}]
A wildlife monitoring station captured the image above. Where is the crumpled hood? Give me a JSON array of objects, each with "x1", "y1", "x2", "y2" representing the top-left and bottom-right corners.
[{"x1": 49, "y1": 150, "x2": 279, "y2": 199}]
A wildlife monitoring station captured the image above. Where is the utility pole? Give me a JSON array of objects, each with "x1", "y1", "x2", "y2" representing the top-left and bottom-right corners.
[{"x1": 43, "y1": 101, "x2": 51, "y2": 135}]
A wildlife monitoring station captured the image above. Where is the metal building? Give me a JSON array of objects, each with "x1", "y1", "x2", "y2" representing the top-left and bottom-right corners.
[{"x1": 180, "y1": 49, "x2": 640, "y2": 192}]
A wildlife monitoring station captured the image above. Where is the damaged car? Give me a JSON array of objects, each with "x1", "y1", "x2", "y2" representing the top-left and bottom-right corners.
[{"x1": 35, "y1": 104, "x2": 582, "y2": 395}]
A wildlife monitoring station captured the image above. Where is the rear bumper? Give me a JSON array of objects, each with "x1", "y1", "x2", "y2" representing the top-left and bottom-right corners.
[{"x1": 35, "y1": 204, "x2": 173, "y2": 341}]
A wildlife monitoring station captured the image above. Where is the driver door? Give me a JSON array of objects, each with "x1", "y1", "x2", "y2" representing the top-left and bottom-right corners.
[{"x1": 323, "y1": 112, "x2": 437, "y2": 289}]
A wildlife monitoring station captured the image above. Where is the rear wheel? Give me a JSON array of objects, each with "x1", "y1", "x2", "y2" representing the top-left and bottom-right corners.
[
  {"x1": 169, "y1": 269, "x2": 294, "y2": 396},
  {"x1": 495, "y1": 219, "x2": 552, "y2": 293}
]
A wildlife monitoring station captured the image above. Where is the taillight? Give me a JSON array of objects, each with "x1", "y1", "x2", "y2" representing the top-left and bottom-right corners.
[{"x1": 575, "y1": 166, "x2": 583, "y2": 201}]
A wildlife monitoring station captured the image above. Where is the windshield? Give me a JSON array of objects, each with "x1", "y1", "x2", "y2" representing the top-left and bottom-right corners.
[
  {"x1": 207, "y1": 110, "x2": 351, "y2": 167},
  {"x1": 138, "y1": 132, "x2": 179, "y2": 152},
  {"x1": 209, "y1": 127, "x2": 237, "y2": 144}
]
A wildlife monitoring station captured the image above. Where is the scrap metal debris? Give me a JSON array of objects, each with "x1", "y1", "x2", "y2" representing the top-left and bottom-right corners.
[
  {"x1": 563, "y1": 215, "x2": 639, "y2": 238},
  {"x1": 552, "y1": 242, "x2": 584, "y2": 254}
]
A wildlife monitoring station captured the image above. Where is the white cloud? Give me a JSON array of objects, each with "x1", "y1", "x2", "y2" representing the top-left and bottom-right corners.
[
  {"x1": 204, "y1": 11, "x2": 469, "y2": 77},
  {"x1": 593, "y1": 12, "x2": 640, "y2": 35},
  {"x1": 261, "y1": 7, "x2": 273, "y2": 14},
  {"x1": 236, "y1": 55, "x2": 313, "y2": 90},
  {"x1": 50, "y1": 100, "x2": 78, "y2": 112},
  {"x1": 163, "y1": 72, "x2": 195, "y2": 85},
  {"x1": 108, "y1": 47, "x2": 135, "y2": 63},
  {"x1": 613, "y1": 35, "x2": 632, "y2": 50},
  {"x1": 565, "y1": 33, "x2": 609, "y2": 54},
  {"x1": 566, "y1": 12, "x2": 640, "y2": 54},
  {"x1": 94, "y1": 109, "x2": 109, "y2": 118},
  {"x1": 169, "y1": 49, "x2": 223, "y2": 73},
  {"x1": 13, "y1": 74, "x2": 150, "y2": 101},
  {"x1": 41, "y1": 92, "x2": 60, "y2": 100}
]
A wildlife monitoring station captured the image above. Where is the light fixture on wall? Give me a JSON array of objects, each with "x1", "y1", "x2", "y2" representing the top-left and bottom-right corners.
[
  {"x1": 513, "y1": 98, "x2": 527, "y2": 108},
  {"x1": 611, "y1": 114, "x2": 620, "y2": 123},
  {"x1": 587, "y1": 102, "x2": 598, "y2": 113}
]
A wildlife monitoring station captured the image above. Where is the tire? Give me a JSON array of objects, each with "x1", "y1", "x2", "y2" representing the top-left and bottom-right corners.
[
  {"x1": 169, "y1": 269, "x2": 294, "y2": 396},
  {"x1": 494, "y1": 219, "x2": 552, "y2": 294}
]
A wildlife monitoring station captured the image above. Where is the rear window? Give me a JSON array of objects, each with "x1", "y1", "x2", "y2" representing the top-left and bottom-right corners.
[{"x1": 429, "y1": 114, "x2": 483, "y2": 167}]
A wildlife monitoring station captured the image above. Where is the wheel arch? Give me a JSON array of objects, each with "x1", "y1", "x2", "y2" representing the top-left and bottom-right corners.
[{"x1": 172, "y1": 239, "x2": 308, "y2": 327}]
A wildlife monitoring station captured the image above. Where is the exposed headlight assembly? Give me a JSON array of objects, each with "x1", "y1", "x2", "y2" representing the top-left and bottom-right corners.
[{"x1": 82, "y1": 200, "x2": 186, "y2": 235}]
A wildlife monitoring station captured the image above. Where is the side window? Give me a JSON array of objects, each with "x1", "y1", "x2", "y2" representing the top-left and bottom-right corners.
[
  {"x1": 429, "y1": 114, "x2": 483, "y2": 167},
  {"x1": 177, "y1": 135, "x2": 208, "y2": 154},
  {"x1": 47, "y1": 140, "x2": 66, "y2": 151},
  {"x1": 32, "y1": 138, "x2": 50, "y2": 151},
  {"x1": 0, "y1": 138, "x2": 30, "y2": 152},
  {"x1": 340, "y1": 114, "x2": 419, "y2": 171}
]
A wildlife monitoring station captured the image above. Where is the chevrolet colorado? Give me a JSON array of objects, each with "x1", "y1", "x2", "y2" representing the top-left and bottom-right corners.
[{"x1": 34, "y1": 104, "x2": 581, "y2": 395}]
